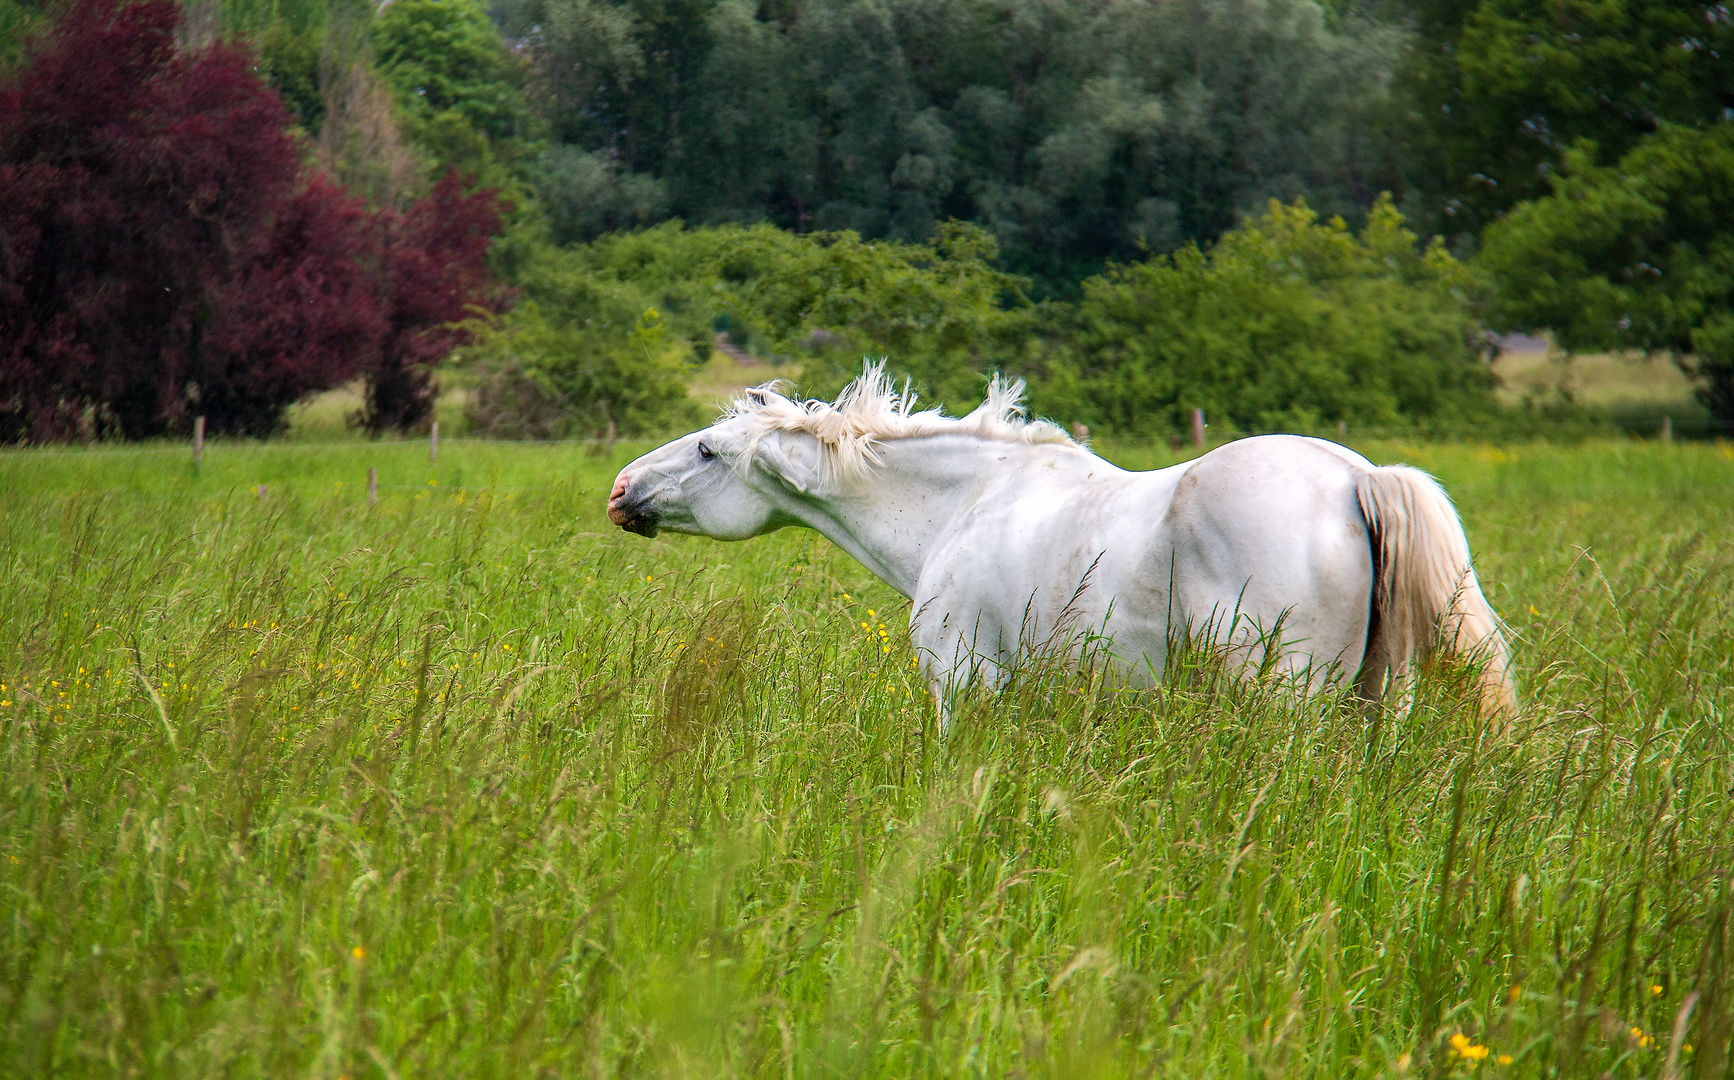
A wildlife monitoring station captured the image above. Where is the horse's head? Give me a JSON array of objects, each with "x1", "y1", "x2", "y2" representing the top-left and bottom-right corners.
[{"x1": 607, "y1": 393, "x2": 821, "y2": 540}]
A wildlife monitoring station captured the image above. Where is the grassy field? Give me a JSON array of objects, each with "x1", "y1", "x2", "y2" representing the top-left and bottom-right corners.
[
  {"x1": 1492, "y1": 348, "x2": 1701, "y2": 413},
  {"x1": 2, "y1": 434, "x2": 1733, "y2": 1078}
]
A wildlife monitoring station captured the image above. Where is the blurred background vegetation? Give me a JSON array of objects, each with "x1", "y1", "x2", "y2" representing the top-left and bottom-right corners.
[{"x1": 0, "y1": 0, "x2": 1728, "y2": 440}]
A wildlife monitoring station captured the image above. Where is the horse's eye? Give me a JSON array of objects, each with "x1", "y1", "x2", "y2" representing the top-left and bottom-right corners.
[{"x1": 697, "y1": 442, "x2": 715, "y2": 461}]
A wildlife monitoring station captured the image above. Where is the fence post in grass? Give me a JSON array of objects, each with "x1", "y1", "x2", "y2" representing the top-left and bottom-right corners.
[
  {"x1": 606, "y1": 419, "x2": 616, "y2": 456},
  {"x1": 257, "y1": 484, "x2": 268, "y2": 502},
  {"x1": 367, "y1": 467, "x2": 378, "y2": 507},
  {"x1": 192, "y1": 415, "x2": 205, "y2": 466},
  {"x1": 1662, "y1": 415, "x2": 1672, "y2": 442},
  {"x1": 430, "y1": 420, "x2": 439, "y2": 465},
  {"x1": 1191, "y1": 408, "x2": 1206, "y2": 449}
]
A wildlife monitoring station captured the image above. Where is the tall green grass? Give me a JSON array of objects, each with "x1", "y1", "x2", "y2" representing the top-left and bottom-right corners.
[{"x1": 2, "y1": 438, "x2": 1732, "y2": 1077}]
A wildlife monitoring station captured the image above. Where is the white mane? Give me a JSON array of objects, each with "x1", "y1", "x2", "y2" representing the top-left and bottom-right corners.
[{"x1": 723, "y1": 362, "x2": 1074, "y2": 482}]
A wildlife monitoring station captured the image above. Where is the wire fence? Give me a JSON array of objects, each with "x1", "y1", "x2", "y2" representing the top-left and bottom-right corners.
[
  {"x1": 0, "y1": 435, "x2": 647, "y2": 459},
  {"x1": 1, "y1": 409, "x2": 1727, "y2": 478}
]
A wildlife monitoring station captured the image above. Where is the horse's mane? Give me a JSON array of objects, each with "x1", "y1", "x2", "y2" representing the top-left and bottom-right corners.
[{"x1": 723, "y1": 362, "x2": 1073, "y2": 483}]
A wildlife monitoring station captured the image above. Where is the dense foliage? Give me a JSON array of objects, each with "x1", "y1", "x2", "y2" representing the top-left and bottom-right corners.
[
  {"x1": 1401, "y1": 0, "x2": 1734, "y2": 236},
  {"x1": 464, "y1": 219, "x2": 1028, "y2": 433},
  {"x1": 0, "y1": 0, "x2": 504, "y2": 440},
  {"x1": 1479, "y1": 125, "x2": 1734, "y2": 427},
  {"x1": 372, "y1": 0, "x2": 533, "y2": 185},
  {"x1": 724, "y1": 221, "x2": 1033, "y2": 404},
  {"x1": 461, "y1": 203, "x2": 1496, "y2": 437},
  {"x1": 1035, "y1": 197, "x2": 1494, "y2": 434},
  {"x1": 366, "y1": 172, "x2": 509, "y2": 434},
  {"x1": 514, "y1": 0, "x2": 1406, "y2": 283},
  {"x1": 464, "y1": 286, "x2": 699, "y2": 439},
  {"x1": 0, "y1": 0, "x2": 348, "y2": 440}
]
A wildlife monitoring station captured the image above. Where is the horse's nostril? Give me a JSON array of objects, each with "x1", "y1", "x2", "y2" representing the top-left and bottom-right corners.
[{"x1": 606, "y1": 474, "x2": 637, "y2": 528}]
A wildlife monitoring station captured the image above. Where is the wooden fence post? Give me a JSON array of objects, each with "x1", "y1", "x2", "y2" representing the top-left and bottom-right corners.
[
  {"x1": 367, "y1": 467, "x2": 378, "y2": 507},
  {"x1": 430, "y1": 421, "x2": 439, "y2": 465},
  {"x1": 1191, "y1": 408, "x2": 1206, "y2": 448},
  {"x1": 193, "y1": 416, "x2": 205, "y2": 466},
  {"x1": 1662, "y1": 415, "x2": 1673, "y2": 442}
]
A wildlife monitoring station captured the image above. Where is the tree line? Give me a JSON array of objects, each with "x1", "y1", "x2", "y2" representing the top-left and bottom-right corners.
[{"x1": 0, "y1": 0, "x2": 1729, "y2": 439}]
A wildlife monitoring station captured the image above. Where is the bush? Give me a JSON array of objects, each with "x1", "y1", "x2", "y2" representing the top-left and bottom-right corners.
[
  {"x1": 727, "y1": 220, "x2": 1033, "y2": 405},
  {"x1": 464, "y1": 248, "x2": 699, "y2": 438},
  {"x1": 553, "y1": 221, "x2": 759, "y2": 348},
  {"x1": 1022, "y1": 197, "x2": 1497, "y2": 435},
  {"x1": 468, "y1": 203, "x2": 1492, "y2": 438}
]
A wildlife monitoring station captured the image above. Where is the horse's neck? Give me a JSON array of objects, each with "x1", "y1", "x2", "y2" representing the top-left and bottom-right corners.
[{"x1": 782, "y1": 436, "x2": 1058, "y2": 598}]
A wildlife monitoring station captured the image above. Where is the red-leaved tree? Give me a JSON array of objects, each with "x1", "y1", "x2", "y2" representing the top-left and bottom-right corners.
[
  {"x1": 198, "y1": 178, "x2": 387, "y2": 437},
  {"x1": 0, "y1": 0, "x2": 502, "y2": 441},
  {"x1": 364, "y1": 171, "x2": 505, "y2": 434}
]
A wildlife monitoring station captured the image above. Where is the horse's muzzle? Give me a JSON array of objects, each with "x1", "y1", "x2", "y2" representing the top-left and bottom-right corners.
[{"x1": 607, "y1": 475, "x2": 659, "y2": 537}]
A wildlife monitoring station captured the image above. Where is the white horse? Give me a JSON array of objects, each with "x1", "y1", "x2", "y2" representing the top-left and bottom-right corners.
[{"x1": 607, "y1": 366, "x2": 1514, "y2": 723}]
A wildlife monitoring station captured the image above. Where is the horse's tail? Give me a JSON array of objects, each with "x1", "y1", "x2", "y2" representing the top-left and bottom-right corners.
[{"x1": 1355, "y1": 465, "x2": 1516, "y2": 714}]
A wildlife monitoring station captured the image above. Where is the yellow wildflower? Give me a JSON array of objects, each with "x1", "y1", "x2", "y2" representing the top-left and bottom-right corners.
[{"x1": 1450, "y1": 1034, "x2": 1490, "y2": 1061}]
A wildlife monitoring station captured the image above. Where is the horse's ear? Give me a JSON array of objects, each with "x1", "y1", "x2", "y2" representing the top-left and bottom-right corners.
[
  {"x1": 746, "y1": 389, "x2": 768, "y2": 407},
  {"x1": 757, "y1": 432, "x2": 819, "y2": 493}
]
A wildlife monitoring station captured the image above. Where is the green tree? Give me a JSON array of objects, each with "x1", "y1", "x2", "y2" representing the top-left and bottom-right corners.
[
  {"x1": 1478, "y1": 124, "x2": 1734, "y2": 428},
  {"x1": 534, "y1": 144, "x2": 668, "y2": 245},
  {"x1": 257, "y1": 20, "x2": 324, "y2": 130},
  {"x1": 372, "y1": 0, "x2": 532, "y2": 179},
  {"x1": 522, "y1": 0, "x2": 1409, "y2": 290},
  {"x1": 1399, "y1": 0, "x2": 1734, "y2": 236},
  {"x1": 1032, "y1": 196, "x2": 1494, "y2": 434},
  {"x1": 0, "y1": 0, "x2": 47, "y2": 69}
]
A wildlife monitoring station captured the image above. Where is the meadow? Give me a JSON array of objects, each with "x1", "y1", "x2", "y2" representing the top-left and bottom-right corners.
[{"x1": 2, "y1": 432, "x2": 1733, "y2": 1078}]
